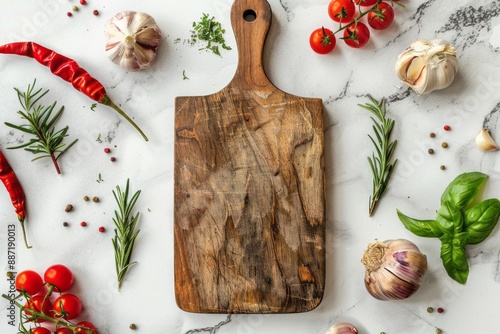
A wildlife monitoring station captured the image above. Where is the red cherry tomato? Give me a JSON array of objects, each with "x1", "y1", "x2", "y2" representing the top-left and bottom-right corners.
[
  {"x1": 16, "y1": 270, "x2": 44, "y2": 295},
  {"x1": 55, "y1": 329, "x2": 73, "y2": 334},
  {"x1": 75, "y1": 321, "x2": 99, "y2": 334},
  {"x1": 30, "y1": 328, "x2": 51, "y2": 334},
  {"x1": 368, "y1": 2, "x2": 395, "y2": 30},
  {"x1": 53, "y1": 294, "x2": 82, "y2": 320},
  {"x1": 309, "y1": 27, "x2": 336, "y2": 54},
  {"x1": 354, "y1": 0, "x2": 379, "y2": 6},
  {"x1": 44, "y1": 264, "x2": 74, "y2": 292},
  {"x1": 328, "y1": 0, "x2": 356, "y2": 23},
  {"x1": 343, "y1": 22, "x2": 370, "y2": 48},
  {"x1": 24, "y1": 294, "x2": 53, "y2": 323}
]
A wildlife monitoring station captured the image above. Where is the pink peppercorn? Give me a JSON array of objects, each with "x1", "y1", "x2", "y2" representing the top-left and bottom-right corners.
[
  {"x1": 104, "y1": 148, "x2": 111, "y2": 153},
  {"x1": 110, "y1": 157, "x2": 116, "y2": 162},
  {"x1": 67, "y1": 12, "x2": 73, "y2": 17},
  {"x1": 80, "y1": 0, "x2": 87, "y2": 5},
  {"x1": 98, "y1": 226, "x2": 105, "y2": 233},
  {"x1": 80, "y1": 221, "x2": 87, "y2": 227},
  {"x1": 93, "y1": 9, "x2": 99, "y2": 16},
  {"x1": 444, "y1": 125, "x2": 451, "y2": 131},
  {"x1": 437, "y1": 307, "x2": 444, "y2": 313}
]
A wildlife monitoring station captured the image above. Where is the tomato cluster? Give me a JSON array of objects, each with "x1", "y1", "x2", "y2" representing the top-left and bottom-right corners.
[
  {"x1": 14, "y1": 265, "x2": 98, "y2": 334},
  {"x1": 309, "y1": 0, "x2": 400, "y2": 54}
]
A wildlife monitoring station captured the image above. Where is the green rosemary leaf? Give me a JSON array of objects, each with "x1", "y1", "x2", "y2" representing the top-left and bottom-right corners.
[
  {"x1": 112, "y1": 179, "x2": 142, "y2": 291},
  {"x1": 359, "y1": 95, "x2": 398, "y2": 217},
  {"x1": 5, "y1": 80, "x2": 77, "y2": 174}
]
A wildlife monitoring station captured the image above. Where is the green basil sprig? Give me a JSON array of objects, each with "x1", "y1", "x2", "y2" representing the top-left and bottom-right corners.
[{"x1": 397, "y1": 172, "x2": 500, "y2": 284}]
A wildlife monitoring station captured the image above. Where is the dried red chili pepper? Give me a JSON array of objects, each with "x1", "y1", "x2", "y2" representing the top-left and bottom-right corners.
[
  {"x1": 0, "y1": 42, "x2": 148, "y2": 141},
  {"x1": 0, "y1": 149, "x2": 30, "y2": 248}
]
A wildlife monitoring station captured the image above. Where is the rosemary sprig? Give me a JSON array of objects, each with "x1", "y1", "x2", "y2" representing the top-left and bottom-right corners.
[
  {"x1": 4, "y1": 79, "x2": 78, "y2": 174},
  {"x1": 112, "y1": 179, "x2": 141, "y2": 291},
  {"x1": 358, "y1": 95, "x2": 398, "y2": 216}
]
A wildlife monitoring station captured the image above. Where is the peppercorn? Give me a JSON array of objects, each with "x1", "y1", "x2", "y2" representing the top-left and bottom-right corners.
[
  {"x1": 80, "y1": 0, "x2": 87, "y2": 5},
  {"x1": 83, "y1": 196, "x2": 90, "y2": 201},
  {"x1": 63, "y1": 222, "x2": 69, "y2": 227},
  {"x1": 6, "y1": 271, "x2": 14, "y2": 278},
  {"x1": 98, "y1": 226, "x2": 105, "y2": 233},
  {"x1": 65, "y1": 204, "x2": 73, "y2": 212},
  {"x1": 111, "y1": 157, "x2": 116, "y2": 162},
  {"x1": 72, "y1": 5, "x2": 79, "y2": 11},
  {"x1": 80, "y1": 221, "x2": 87, "y2": 227},
  {"x1": 440, "y1": 165, "x2": 446, "y2": 170},
  {"x1": 441, "y1": 142, "x2": 448, "y2": 148},
  {"x1": 430, "y1": 132, "x2": 436, "y2": 138},
  {"x1": 92, "y1": 196, "x2": 99, "y2": 203},
  {"x1": 444, "y1": 125, "x2": 451, "y2": 131},
  {"x1": 437, "y1": 307, "x2": 444, "y2": 313},
  {"x1": 427, "y1": 307, "x2": 434, "y2": 313},
  {"x1": 104, "y1": 147, "x2": 111, "y2": 153},
  {"x1": 129, "y1": 323, "x2": 137, "y2": 330},
  {"x1": 67, "y1": 12, "x2": 73, "y2": 17},
  {"x1": 93, "y1": 9, "x2": 99, "y2": 16},
  {"x1": 428, "y1": 148, "x2": 434, "y2": 155},
  {"x1": 436, "y1": 329, "x2": 442, "y2": 334}
]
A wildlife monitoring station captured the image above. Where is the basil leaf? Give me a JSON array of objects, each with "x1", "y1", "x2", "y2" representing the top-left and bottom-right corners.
[
  {"x1": 436, "y1": 201, "x2": 464, "y2": 235},
  {"x1": 439, "y1": 232, "x2": 469, "y2": 284},
  {"x1": 397, "y1": 210, "x2": 443, "y2": 237},
  {"x1": 440, "y1": 172, "x2": 488, "y2": 210},
  {"x1": 464, "y1": 198, "x2": 500, "y2": 245}
]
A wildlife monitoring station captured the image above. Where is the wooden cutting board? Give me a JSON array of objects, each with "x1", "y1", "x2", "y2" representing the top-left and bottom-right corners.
[{"x1": 174, "y1": 0, "x2": 325, "y2": 314}]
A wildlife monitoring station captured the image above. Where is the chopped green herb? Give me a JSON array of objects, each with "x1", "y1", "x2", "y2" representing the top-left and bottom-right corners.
[
  {"x1": 97, "y1": 173, "x2": 103, "y2": 183},
  {"x1": 96, "y1": 133, "x2": 102, "y2": 143},
  {"x1": 191, "y1": 13, "x2": 232, "y2": 56},
  {"x1": 182, "y1": 70, "x2": 189, "y2": 80},
  {"x1": 90, "y1": 103, "x2": 97, "y2": 111}
]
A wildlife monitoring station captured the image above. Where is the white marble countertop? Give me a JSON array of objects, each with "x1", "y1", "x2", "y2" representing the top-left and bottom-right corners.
[{"x1": 1, "y1": 0, "x2": 500, "y2": 333}]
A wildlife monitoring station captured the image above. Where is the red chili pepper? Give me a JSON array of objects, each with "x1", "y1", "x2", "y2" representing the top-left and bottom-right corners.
[
  {"x1": 0, "y1": 149, "x2": 30, "y2": 248},
  {"x1": 0, "y1": 42, "x2": 148, "y2": 141}
]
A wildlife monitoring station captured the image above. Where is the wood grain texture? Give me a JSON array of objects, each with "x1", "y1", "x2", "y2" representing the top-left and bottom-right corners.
[{"x1": 174, "y1": 0, "x2": 325, "y2": 314}]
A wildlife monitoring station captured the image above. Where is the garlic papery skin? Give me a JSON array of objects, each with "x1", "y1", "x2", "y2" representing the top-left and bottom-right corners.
[
  {"x1": 475, "y1": 128, "x2": 499, "y2": 152},
  {"x1": 361, "y1": 239, "x2": 428, "y2": 300},
  {"x1": 325, "y1": 322, "x2": 358, "y2": 334},
  {"x1": 395, "y1": 39, "x2": 458, "y2": 95},
  {"x1": 105, "y1": 11, "x2": 162, "y2": 72}
]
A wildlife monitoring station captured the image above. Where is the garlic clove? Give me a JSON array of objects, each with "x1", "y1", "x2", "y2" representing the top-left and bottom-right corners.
[
  {"x1": 475, "y1": 128, "x2": 499, "y2": 152},
  {"x1": 325, "y1": 322, "x2": 358, "y2": 334},
  {"x1": 395, "y1": 39, "x2": 458, "y2": 95},
  {"x1": 105, "y1": 11, "x2": 162, "y2": 72}
]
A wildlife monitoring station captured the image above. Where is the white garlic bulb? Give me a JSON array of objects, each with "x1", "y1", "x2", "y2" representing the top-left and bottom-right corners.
[
  {"x1": 105, "y1": 11, "x2": 162, "y2": 72},
  {"x1": 361, "y1": 239, "x2": 428, "y2": 300},
  {"x1": 395, "y1": 39, "x2": 458, "y2": 95},
  {"x1": 475, "y1": 128, "x2": 499, "y2": 152},
  {"x1": 325, "y1": 322, "x2": 358, "y2": 334}
]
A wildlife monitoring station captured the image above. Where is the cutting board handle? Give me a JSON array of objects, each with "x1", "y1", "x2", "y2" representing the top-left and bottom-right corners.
[{"x1": 230, "y1": 0, "x2": 272, "y2": 89}]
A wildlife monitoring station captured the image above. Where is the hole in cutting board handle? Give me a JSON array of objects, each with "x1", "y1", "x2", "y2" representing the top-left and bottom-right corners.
[{"x1": 243, "y1": 9, "x2": 257, "y2": 22}]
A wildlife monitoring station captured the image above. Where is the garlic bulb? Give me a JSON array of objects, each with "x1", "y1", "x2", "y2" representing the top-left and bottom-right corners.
[
  {"x1": 395, "y1": 39, "x2": 458, "y2": 95},
  {"x1": 325, "y1": 322, "x2": 358, "y2": 334},
  {"x1": 105, "y1": 11, "x2": 162, "y2": 72},
  {"x1": 361, "y1": 239, "x2": 427, "y2": 300},
  {"x1": 475, "y1": 128, "x2": 499, "y2": 152}
]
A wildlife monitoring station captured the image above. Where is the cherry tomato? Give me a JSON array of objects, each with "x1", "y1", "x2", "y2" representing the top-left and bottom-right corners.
[
  {"x1": 343, "y1": 22, "x2": 370, "y2": 48},
  {"x1": 44, "y1": 264, "x2": 74, "y2": 292},
  {"x1": 368, "y1": 2, "x2": 395, "y2": 30},
  {"x1": 75, "y1": 321, "x2": 98, "y2": 334},
  {"x1": 310, "y1": 27, "x2": 336, "y2": 54},
  {"x1": 56, "y1": 329, "x2": 73, "y2": 334},
  {"x1": 24, "y1": 294, "x2": 53, "y2": 323},
  {"x1": 16, "y1": 270, "x2": 44, "y2": 295},
  {"x1": 328, "y1": 0, "x2": 356, "y2": 23},
  {"x1": 354, "y1": 0, "x2": 379, "y2": 6},
  {"x1": 30, "y1": 328, "x2": 51, "y2": 334},
  {"x1": 53, "y1": 294, "x2": 82, "y2": 320}
]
